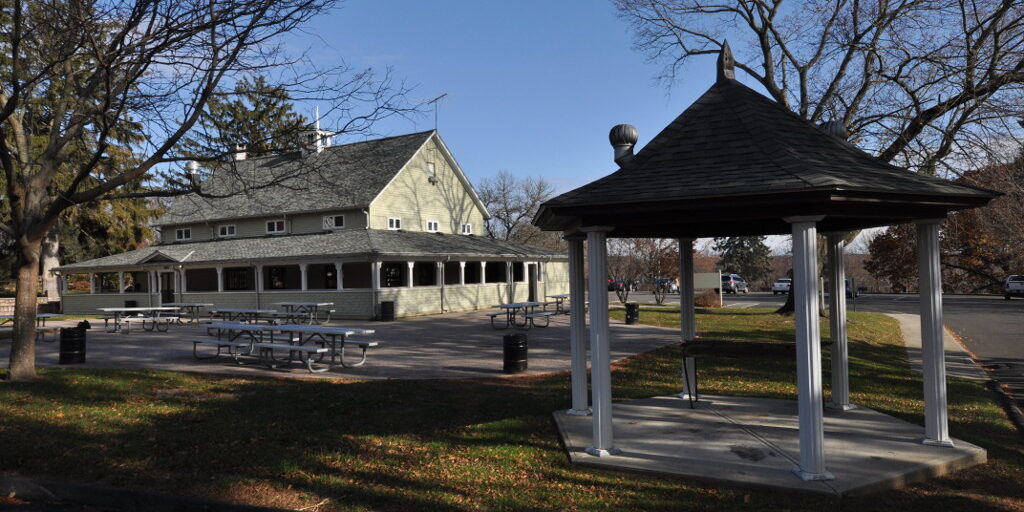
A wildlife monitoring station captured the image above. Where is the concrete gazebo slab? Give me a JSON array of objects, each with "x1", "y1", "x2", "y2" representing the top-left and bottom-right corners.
[{"x1": 553, "y1": 395, "x2": 985, "y2": 496}]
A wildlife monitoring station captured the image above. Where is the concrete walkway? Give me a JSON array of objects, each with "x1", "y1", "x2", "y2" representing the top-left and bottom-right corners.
[
  {"x1": 886, "y1": 313, "x2": 988, "y2": 381},
  {"x1": 4, "y1": 311, "x2": 680, "y2": 380}
]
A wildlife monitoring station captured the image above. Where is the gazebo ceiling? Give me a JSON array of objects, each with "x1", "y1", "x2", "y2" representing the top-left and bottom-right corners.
[{"x1": 535, "y1": 44, "x2": 999, "y2": 238}]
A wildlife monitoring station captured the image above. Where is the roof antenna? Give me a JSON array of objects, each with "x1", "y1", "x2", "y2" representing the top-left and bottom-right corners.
[{"x1": 426, "y1": 93, "x2": 448, "y2": 131}]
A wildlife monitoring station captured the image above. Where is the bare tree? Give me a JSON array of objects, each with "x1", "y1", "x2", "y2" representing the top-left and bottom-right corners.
[
  {"x1": 478, "y1": 170, "x2": 558, "y2": 247},
  {"x1": 616, "y1": 0, "x2": 1024, "y2": 177},
  {"x1": 0, "y1": 0, "x2": 413, "y2": 380}
]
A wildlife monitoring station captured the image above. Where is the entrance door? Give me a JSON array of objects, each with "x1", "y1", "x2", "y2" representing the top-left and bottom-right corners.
[
  {"x1": 160, "y1": 272, "x2": 176, "y2": 304},
  {"x1": 528, "y1": 264, "x2": 538, "y2": 302}
]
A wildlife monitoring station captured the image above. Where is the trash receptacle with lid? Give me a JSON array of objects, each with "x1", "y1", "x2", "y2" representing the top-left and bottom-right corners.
[
  {"x1": 379, "y1": 301, "x2": 395, "y2": 321},
  {"x1": 59, "y1": 327, "x2": 87, "y2": 364},
  {"x1": 503, "y1": 333, "x2": 528, "y2": 373},
  {"x1": 625, "y1": 302, "x2": 640, "y2": 324}
]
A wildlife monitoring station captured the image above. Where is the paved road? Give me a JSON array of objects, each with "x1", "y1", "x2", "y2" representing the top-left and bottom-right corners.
[{"x1": 622, "y1": 291, "x2": 1024, "y2": 409}]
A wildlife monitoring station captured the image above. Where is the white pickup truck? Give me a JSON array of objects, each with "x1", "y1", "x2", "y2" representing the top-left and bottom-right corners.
[{"x1": 1006, "y1": 275, "x2": 1024, "y2": 300}]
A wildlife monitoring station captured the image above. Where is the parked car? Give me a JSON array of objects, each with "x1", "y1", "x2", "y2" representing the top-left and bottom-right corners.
[
  {"x1": 721, "y1": 274, "x2": 748, "y2": 294},
  {"x1": 655, "y1": 278, "x2": 678, "y2": 293},
  {"x1": 609, "y1": 279, "x2": 637, "y2": 292},
  {"x1": 845, "y1": 278, "x2": 859, "y2": 299},
  {"x1": 772, "y1": 278, "x2": 791, "y2": 295},
  {"x1": 1006, "y1": 275, "x2": 1024, "y2": 300}
]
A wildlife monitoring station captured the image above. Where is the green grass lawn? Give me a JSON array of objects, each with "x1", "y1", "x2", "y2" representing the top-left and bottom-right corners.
[{"x1": 1, "y1": 308, "x2": 1022, "y2": 511}]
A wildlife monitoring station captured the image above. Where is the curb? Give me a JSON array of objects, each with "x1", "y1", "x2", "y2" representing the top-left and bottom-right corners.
[
  {"x1": 0, "y1": 476, "x2": 292, "y2": 512},
  {"x1": 985, "y1": 380, "x2": 1024, "y2": 439}
]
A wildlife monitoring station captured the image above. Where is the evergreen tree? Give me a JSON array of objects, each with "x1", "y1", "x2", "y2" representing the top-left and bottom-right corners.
[{"x1": 713, "y1": 236, "x2": 772, "y2": 287}]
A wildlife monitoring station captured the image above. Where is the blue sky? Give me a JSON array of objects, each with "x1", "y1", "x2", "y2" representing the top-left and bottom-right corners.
[{"x1": 296, "y1": 0, "x2": 743, "y2": 193}]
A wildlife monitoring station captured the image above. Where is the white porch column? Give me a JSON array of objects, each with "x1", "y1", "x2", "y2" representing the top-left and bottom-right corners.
[
  {"x1": 255, "y1": 265, "x2": 264, "y2": 292},
  {"x1": 335, "y1": 262, "x2": 344, "y2": 290},
  {"x1": 154, "y1": 272, "x2": 160, "y2": 296},
  {"x1": 118, "y1": 272, "x2": 125, "y2": 294},
  {"x1": 459, "y1": 262, "x2": 466, "y2": 285},
  {"x1": 826, "y1": 233, "x2": 854, "y2": 410},
  {"x1": 179, "y1": 269, "x2": 187, "y2": 293},
  {"x1": 583, "y1": 226, "x2": 618, "y2": 457},
  {"x1": 407, "y1": 262, "x2": 415, "y2": 288},
  {"x1": 89, "y1": 273, "x2": 95, "y2": 294},
  {"x1": 678, "y1": 238, "x2": 697, "y2": 399},
  {"x1": 371, "y1": 262, "x2": 381, "y2": 291},
  {"x1": 787, "y1": 216, "x2": 833, "y2": 481},
  {"x1": 918, "y1": 220, "x2": 953, "y2": 446},
  {"x1": 299, "y1": 263, "x2": 308, "y2": 291},
  {"x1": 566, "y1": 235, "x2": 590, "y2": 416},
  {"x1": 216, "y1": 267, "x2": 224, "y2": 293}
]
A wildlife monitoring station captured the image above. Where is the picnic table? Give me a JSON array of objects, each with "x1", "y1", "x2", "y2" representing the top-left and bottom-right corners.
[
  {"x1": 546, "y1": 294, "x2": 571, "y2": 314},
  {"x1": 209, "y1": 308, "x2": 278, "y2": 324},
  {"x1": 0, "y1": 313, "x2": 62, "y2": 327},
  {"x1": 272, "y1": 302, "x2": 334, "y2": 324},
  {"x1": 489, "y1": 301, "x2": 553, "y2": 329},
  {"x1": 199, "y1": 322, "x2": 377, "y2": 372},
  {"x1": 97, "y1": 307, "x2": 180, "y2": 333},
  {"x1": 162, "y1": 302, "x2": 214, "y2": 323}
]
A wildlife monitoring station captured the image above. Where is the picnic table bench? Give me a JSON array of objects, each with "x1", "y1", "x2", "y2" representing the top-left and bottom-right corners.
[
  {"x1": 524, "y1": 310, "x2": 556, "y2": 327},
  {"x1": 0, "y1": 325, "x2": 60, "y2": 342},
  {"x1": 121, "y1": 316, "x2": 179, "y2": 334}
]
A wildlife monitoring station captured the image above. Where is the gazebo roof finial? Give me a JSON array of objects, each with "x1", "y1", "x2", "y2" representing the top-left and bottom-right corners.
[{"x1": 717, "y1": 40, "x2": 736, "y2": 82}]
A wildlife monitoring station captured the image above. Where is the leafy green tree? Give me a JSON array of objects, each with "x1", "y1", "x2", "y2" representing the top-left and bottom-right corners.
[
  {"x1": 714, "y1": 236, "x2": 772, "y2": 288},
  {"x1": 182, "y1": 76, "x2": 309, "y2": 160}
]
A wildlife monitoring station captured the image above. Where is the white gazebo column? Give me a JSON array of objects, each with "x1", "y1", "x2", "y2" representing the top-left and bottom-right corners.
[
  {"x1": 566, "y1": 235, "x2": 590, "y2": 416},
  {"x1": 917, "y1": 219, "x2": 953, "y2": 447},
  {"x1": 459, "y1": 262, "x2": 466, "y2": 285},
  {"x1": 583, "y1": 226, "x2": 619, "y2": 457},
  {"x1": 216, "y1": 267, "x2": 224, "y2": 293},
  {"x1": 407, "y1": 262, "x2": 415, "y2": 288},
  {"x1": 678, "y1": 238, "x2": 697, "y2": 399},
  {"x1": 826, "y1": 233, "x2": 854, "y2": 411},
  {"x1": 335, "y1": 262, "x2": 344, "y2": 290},
  {"x1": 299, "y1": 263, "x2": 308, "y2": 291},
  {"x1": 786, "y1": 216, "x2": 833, "y2": 481}
]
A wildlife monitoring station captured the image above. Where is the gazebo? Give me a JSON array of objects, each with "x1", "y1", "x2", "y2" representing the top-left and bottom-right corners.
[{"x1": 534, "y1": 44, "x2": 998, "y2": 488}]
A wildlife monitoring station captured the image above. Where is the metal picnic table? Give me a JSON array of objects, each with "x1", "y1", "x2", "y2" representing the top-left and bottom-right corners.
[
  {"x1": 272, "y1": 302, "x2": 334, "y2": 324},
  {"x1": 162, "y1": 302, "x2": 214, "y2": 323},
  {"x1": 203, "y1": 322, "x2": 377, "y2": 371},
  {"x1": 97, "y1": 307, "x2": 181, "y2": 333},
  {"x1": 546, "y1": 294, "x2": 570, "y2": 314},
  {"x1": 490, "y1": 301, "x2": 544, "y2": 329}
]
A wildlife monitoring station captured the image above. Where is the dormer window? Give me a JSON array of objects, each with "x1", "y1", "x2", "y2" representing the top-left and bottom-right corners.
[
  {"x1": 426, "y1": 220, "x2": 439, "y2": 232},
  {"x1": 266, "y1": 219, "x2": 286, "y2": 234},
  {"x1": 461, "y1": 223, "x2": 472, "y2": 235},
  {"x1": 175, "y1": 228, "x2": 191, "y2": 241},
  {"x1": 323, "y1": 215, "x2": 345, "y2": 230},
  {"x1": 218, "y1": 224, "x2": 236, "y2": 238},
  {"x1": 388, "y1": 217, "x2": 402, "y2": 230}
]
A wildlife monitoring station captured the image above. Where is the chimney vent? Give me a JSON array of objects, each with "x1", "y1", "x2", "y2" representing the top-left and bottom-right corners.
[
  {"x1": 609, "y1": 124, "x2": 638, "y2": 167},
  {"x1": 818, "y1": 120, "x2": 849, "y2": 140},
  {"x1": 232, "y1": 143, "x2": 247, "y2": 161}
]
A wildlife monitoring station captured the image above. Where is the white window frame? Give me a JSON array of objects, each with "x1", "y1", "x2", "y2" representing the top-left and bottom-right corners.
[
  {"x1": 461, "y1": 223, "x2": 472, "y2": 235},
  {"x1": 426, "y1": 220, "x2": 439, "y2": 232},
  {"x1": 175, "y1": 228, "x2": 191, "y2": 241},
  {"x1": 266, "y1": 219, "x2": 287, "y2": 235},
  {"x1": 217, "y1": 224, "x2": 236, "y2": 238},
  {"x1": 426, "y1": 162, "x2": 436, "y2": 177},
  {"x1": 388, "y1": 217, "x2": 402, "y2": 230},
  {"x1": 322, "y1": 214, "x2": 345, "y2": 230}
]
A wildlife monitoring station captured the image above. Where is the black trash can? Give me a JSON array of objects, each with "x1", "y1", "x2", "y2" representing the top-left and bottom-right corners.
[
  {"x1": 59, "y1": 327, "x2": 87, "y2": 365},
  {"x1": 124, "y1": 300, "x2": 138, "y2": 308},
  {"x1": 625, "y1": 303, "x2": 640, "y2": 325},
  {"x1": 503, "y1": 333, "x2": 528, "y2": 374},
  {"x1": 379, "y1": 301, "x2": 395, "y2": 322}
]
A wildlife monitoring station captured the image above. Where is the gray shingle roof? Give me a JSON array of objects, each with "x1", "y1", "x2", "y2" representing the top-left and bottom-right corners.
[
  {"x1": 57, "y1": 229, "x2": 565, "y2": 271},
  {"x1": 535, "y1": 67, "x2": 998, "y2": 235},
  {"x1": 155, "y1": 131, "x2": 435, "y2": 226}
]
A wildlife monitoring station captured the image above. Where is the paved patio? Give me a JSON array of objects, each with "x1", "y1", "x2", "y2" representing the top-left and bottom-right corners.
[{"x1": 5, "y1": 311, "x2": 677, "y2": 380}]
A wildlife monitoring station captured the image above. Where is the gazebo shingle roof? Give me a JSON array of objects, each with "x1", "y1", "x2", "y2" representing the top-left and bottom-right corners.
[{"x1": 535, "y1": 59, "x2": 998, "y2": 237}]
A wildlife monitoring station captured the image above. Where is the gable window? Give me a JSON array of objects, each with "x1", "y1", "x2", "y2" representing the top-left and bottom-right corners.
[
  {"x1": 323, "y1": 215, "x2": 345, "y2": 230},
  {"x1": 388, "y1": 217, "x2": 402, "y2": 230},
  {"x1": 426, "y1": 220, "x2": 439, "y2": 232},
  {"x1": 217, "y1": 225, "x2": 236, "y2": 238},
  {"x1": 175, "y1": 228, "x2": 191, "y2": 241},
  {"x1": 461, "y1": 223, "x2": 472, "y2": 235},
  {"x1": 426, "y1": 162, "x2": 436, "y2": 177},
  {"x1": 266, "y1": 219, "x2": 286, "y2": 234}
]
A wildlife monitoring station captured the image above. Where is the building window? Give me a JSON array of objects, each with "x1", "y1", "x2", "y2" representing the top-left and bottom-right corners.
[
  {"x1": 381, "y1": 262, "x2": 406, "y2": 287},
  {"x1": 184, "y1": 268, "x2": 217, "y2": 292},
  {"x1": 266, "y1": 219, "x2": 286, "y2": 234},
  {"x1": 426, "y1": 162, "x2": 435, "y2": 177},
  {"x1": 463, "y1": 262, "x2": 482, "y2": 284},
  {"x1": 217, "y1": 225, "x2": 236, "y2": 238},
  {"x1": 264, "y1": 265, "x2": 300, "y2": 290},
  {"x1": 426, "y1": 220, "x2": 439, "y2": 232},
  {"x1": 512, "y1": 262, "x2": 525, "y2": 282},
  {"x1": 224, "y1": 267, "x2": 254, "y2": 291},
  {"x1": 484, "y1": 262, "x2": 507, "y2": 283},
  {"x1": 388, "y1": 217, "x2": 402, "y2": 230},
  {"x1": 461, "y1": 223, "x2": 472, "y2": 235},
  {"x1": 322, "y1": 215, "x2": 345, "y2": 230},
  {"x1": 175, "y1": 228, "x2": 191, "y2": 241},
  {"x1": 307, "y1": 263, "x2": 337, "y2": 289},
  {"x1": 413, "y1": 262, "x2": 437, "y2": 286}
]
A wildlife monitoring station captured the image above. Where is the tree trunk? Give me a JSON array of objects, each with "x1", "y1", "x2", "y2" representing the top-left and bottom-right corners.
[
  {"x1": 8, "y1": 239, "x2": 41, "y2": 381},
  {"x1": 40, "y1": 224, "x2": 60, "y2": 301}
]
